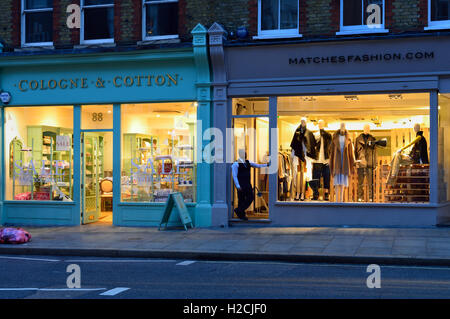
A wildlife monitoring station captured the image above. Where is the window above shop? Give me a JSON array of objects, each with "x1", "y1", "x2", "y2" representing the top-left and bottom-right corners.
[
  {"x1": 254, "y1": 0, "x2": 302, "y2": 40},
  {"x1": 142, "y1": 0, "x2": 179, "y2": 41},
  {"x1": 425, "y1": 0, "x2": 450, "y2": 30},
  {"x1": 21, "y1": 0, "x2": 53, "y2": 47},
  {"x1": 336, "y1": 0, "x2": 389, "y2": 35},
  {"x1": 81, "y1": 0, "x2": 114, "y2": 44}
]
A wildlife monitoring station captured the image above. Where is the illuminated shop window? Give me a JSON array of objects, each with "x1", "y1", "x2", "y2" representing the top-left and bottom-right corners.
[
  {"x1": 121, "y1": 102, "x2": 197, "y2": 203},
  {"x1": 276, "y1": 93, "x2": 430, "y2": 204},
  {"x1": 4, "y1": 106, "x2": 74, "y2": 201}
]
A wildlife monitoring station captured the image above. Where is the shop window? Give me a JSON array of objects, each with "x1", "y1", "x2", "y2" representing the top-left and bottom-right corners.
[
  {"x1": 277, "y1": 93, "x2": 430, "y2": 204},
  {"x1": 232, "y1": 97, "x2": 269, "y2": 116},
  {"x1": 81, "y1": 105, "x2": 113, "y2": 130},
  {"x1": 439, "y1": 93, "x2": 450, "y2": 202},
  {"x1": 21, "y1": 0, "x2": 53, "y2": 46},
  {"x1": 143, "y1": 0, "x2": 179, "y2": 40},
  {"x1": 121, "y1": 103, "x2": 197, "y2": 203},
  {"x1": 337, "y1": 0, "x2": 388, "y2": 35},
  {"x1": 426, "y1": 0, "x2": 450, "y2": 30},
  {"x1": 256, "y1": 0, "x2": 300, "y2": 39},
  {"x1": 81, "y1": 0, "x2": 114, "y2": 43},
  {"x1": 4, "y1": 106, "x2": 74, "y2": 201}
]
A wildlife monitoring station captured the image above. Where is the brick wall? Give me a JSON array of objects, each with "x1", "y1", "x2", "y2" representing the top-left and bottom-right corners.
[
  {"x1": 115, "y1": 0, "x2": 141, "y2": 45},
  {"x1": 54, "y1": 0, "x2": 80, "y2": 48},
  {"x1": 0, "y1": 0, "x2": 14, "y2": 46},
  {"x1": 391, "y1": 0, "x2": 421, "y2": 32}
]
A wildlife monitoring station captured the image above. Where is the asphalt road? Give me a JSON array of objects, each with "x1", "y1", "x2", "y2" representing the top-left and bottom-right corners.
[{"x1": 0, "y1": 255, "x2": 450, "y2": 299}]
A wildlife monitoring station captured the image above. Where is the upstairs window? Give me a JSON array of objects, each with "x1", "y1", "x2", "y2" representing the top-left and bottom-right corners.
[
  {"x1": 256, "y1": 0, "x2": 300, "y2": 39},
  {"x1": 81, "y1": 0, "x2": 114, "y2": 44},
  {"x1": 21, "y1": 0, "x2": 53, "y2": 46},
  {"x1": 143, "y1": 0, "x2": 179, "y2": 40},
  {"x1": 427, "y1": 0, "x2": 450, "y2": 30},
  {"x1": 338, "y1": 0, "x2": 388, "y2": 35}
]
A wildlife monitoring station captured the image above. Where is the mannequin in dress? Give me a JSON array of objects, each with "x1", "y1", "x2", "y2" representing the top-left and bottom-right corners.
[{"x1": 330, "y1": 123, "x2": 355, "y2": 202}]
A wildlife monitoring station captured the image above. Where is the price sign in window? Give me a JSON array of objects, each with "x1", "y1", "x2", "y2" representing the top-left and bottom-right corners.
[{"x1": 81, "y1": 105, "x2": 113, "y2": 129}]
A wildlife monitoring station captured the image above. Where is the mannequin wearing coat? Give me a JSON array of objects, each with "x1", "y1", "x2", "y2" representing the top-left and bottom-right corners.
[{"x1": 329, "y1": 123, "x2": 355, "y2": 202}]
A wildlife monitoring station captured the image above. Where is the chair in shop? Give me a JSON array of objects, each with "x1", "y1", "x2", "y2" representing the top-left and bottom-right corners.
[{"x1": 100, "y1": 178, "x2": 113, "y2": 212}]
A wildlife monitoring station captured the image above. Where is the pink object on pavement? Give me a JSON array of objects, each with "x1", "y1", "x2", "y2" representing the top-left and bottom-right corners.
[{"x1": 0, "y1": 228, "x2": 32, "y2": 244}]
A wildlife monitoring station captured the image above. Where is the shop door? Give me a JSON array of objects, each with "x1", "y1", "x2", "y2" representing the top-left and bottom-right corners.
[
  {"x1": 81, "y1": 131, "x2": 113, "y2": 224},
  {"x1": 232, "y1": 117, "x2": 270, "y2": 220}
]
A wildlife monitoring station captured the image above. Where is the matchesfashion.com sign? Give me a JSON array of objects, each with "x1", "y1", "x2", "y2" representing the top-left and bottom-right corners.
[{"x1": 289, "y1": 51, "x2": 435, "y2": 65}]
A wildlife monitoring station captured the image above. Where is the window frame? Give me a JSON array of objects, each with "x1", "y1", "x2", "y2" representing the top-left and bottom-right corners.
[
  {"x1": 425, "y1": 0, "x2": 450, "y2": 30},
  {"x1": 21, "y1": 0, "x2": 54, "y2": 47},
  {"x1": 142, "y1": 0, "x2": 179, "y2": 41},
  {"x1": 254, "y1": 0, "x2": 302, "y2": 40},
  {"x1": 336, "y1": 0, "x2": 389, "y2": 35},
  {"x1": 80, "y1": 0, "x2": 115, "y2": 45}
]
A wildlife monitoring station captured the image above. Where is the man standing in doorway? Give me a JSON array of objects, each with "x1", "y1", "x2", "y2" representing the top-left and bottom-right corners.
[{"x1": 232, "y1": 149, "x2": 269, "y2": 220}]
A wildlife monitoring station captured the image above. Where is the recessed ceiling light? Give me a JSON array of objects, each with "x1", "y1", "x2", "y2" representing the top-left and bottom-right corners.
[
  {"x1": 389, "y1": 94, "x2": 403, "y2": 100},
  {"x1": 344, "y1": 95, "x2": 359, "y2": 101}
]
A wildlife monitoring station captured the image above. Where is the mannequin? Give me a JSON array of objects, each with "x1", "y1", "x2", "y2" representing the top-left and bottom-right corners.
[
  {"x1": 232, "y1": 149, "x2": 268, "y2": 220},
  {"x1": 330, "y1": 123, "x2": 355, "y2": 202},
  {"x1": 409, "y1": 123, "x2": 429, "y2": 164},
  {"x1": 311, "y1": 120, "x2": 332, "y2": 201},
  {"x1": 355, "y1": 124, "x2": 377, "y2": 202},
  {"x1": 290, "y1": 117, "x2": 316, "y2": 200}
]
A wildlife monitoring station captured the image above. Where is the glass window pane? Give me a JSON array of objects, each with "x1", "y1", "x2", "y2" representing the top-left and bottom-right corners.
[
  {"x1": 84, "y1": 7, "x2": 114, "y2": 40},
  {"x1": 81, "y1": 105, "x2": 113, "y2": 130},
  {"x1": 364, "y1": 0, "x2": 383, "y2": 25},
  {"x1": 25, "y1": 0, "x2": 52, "y2": 9},
  {"x1": 277, "y1": 93, "x2": 430, "y2": 204},
  {"x1": 431, "y1": 0, "x2": 450, "y2": 21},
  {"x1": 84, "y1": 0, "x2": 114, "y2": 5},
  {"x1": 261, "y1": 0, "x2": 279, "y2": 31},
  {"x1": 343, "y1": 0, "x2": 362, "y2": 26},
  {"x1": 439, "y1": 93, "x2": 450, "y2": 202},
  {"x1": 4, "y1": 106, "x2": 74, "y2": 201},
  {"x1": 232, "y1": 97, "x2": 269, "y2": 116},
  {"x1": 145, "y1": 3, "x2": 178, "y2": 37},
  {"x1": 25, "y1": 11, "x2": 53, "y2": 43},
  {"x1": 280, "y1": 0, "x2": 298, "y2": 29},
  {"x1": 121, "y1": 103, "x2": 197, "y2": 203}
]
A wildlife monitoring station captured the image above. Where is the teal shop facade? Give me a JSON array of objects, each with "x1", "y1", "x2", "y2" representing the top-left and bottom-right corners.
[{"x1": 0, "y1": 24, "x2": 213, "y2": 227}]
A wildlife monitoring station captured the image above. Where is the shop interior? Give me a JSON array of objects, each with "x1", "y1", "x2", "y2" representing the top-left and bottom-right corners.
[
  {"x1": 232, "y1": 93, "x2": 431, "y2": 220},
  {"x1": 278, "y1": 93, "x2": 430, "y2": 203},
  {"x1": 121, "y1": 102, "x2": 197, "y2": 204}
]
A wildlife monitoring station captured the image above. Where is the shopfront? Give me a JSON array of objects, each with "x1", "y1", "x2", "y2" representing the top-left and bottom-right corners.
[
  {"x1": 0, "y1": 24, "x2": 213, "y2": 227},
  {"x1": 209, "y1": 23, "x2": 450, "y2": 227}
]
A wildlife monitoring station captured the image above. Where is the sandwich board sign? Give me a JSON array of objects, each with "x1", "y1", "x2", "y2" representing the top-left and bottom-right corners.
[{"x1": 159, "y1": 192, "x2": 194, "y2": 231}]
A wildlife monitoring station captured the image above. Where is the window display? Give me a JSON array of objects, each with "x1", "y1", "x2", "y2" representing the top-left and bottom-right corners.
[
  {"x1": 439, "y1": 93, "x2": 450, "y2": 202},
  {"x1": 4, "y1": 106, "x2": 74, "y2": 201},
  {"x1": 277, "y1": 93, "x2": 430, "y2": 203},
  {"x1": 121, "y1": 102, "x2": 197, "y2": 203}
]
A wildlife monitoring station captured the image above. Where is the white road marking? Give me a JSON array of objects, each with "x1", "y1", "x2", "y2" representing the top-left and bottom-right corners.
[
  {"x1": 0, "y1": 256, "x2": 60, "y2": 262},
  {"x1": 176, "y1": 260, "x2": 196, "y2": 266},
  {"x1": 100, "y1": 287, "x2": 130, "y2": 296},
  {"x1": 64, "y1": 259, "x2": 176, "y2": 263},
  {"x1": 0, "y1": 288, "x2": 106, "y2": 292}
]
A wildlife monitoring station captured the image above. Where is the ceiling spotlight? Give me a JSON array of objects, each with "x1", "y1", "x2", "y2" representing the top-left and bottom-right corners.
[
  {"x1": 344, "y1": 95, "x2": 359, "y2": 101},
  {"x1": 389, "y1": 94, "x2": 403, "y2": 100},
  {"x1": 302, "y1": 96, "x2": 316, "y2": 102}
]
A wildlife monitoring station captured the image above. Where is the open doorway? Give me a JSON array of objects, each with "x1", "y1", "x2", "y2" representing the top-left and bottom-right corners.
[{"x1": 81, "y1": 131, "x2": 113, "y2": 225}]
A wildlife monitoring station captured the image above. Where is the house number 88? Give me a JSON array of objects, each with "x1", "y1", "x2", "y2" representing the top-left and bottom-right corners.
[{"x1": 92, "y1": 112, "x2": 103, "y2": 122}]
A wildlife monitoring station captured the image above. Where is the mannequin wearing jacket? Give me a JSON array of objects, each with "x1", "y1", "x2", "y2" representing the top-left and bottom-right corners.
[
  {"x1": 330, "y1": 123, "x2": 355, "y2": 202},
  {"x1": 311, "y1": 120, "x2": 332, "y2": 201},
  {"x1": 409, "y1": 123, "x2": 429, "y2": 164},
  {"x1": 354, "y1": 124, "x2": 377, "y2": 202},
  {"x1": 290, "y1": 117, "x2": 316, "y2": 200}
]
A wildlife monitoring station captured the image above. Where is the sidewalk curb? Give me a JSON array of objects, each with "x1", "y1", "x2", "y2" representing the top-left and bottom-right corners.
[{"x1": 1, "y1": 246, "x2": 450, "y2": 266}]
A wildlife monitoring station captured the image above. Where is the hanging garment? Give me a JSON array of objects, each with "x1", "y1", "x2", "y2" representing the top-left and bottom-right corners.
[{"x1": 314, "y1": 129, "x2": 332, "y2": 162}]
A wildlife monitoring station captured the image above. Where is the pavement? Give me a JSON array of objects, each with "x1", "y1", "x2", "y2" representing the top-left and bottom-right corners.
[{"x1": 3, "y1": 224, "x2": 450, "y2": 266}]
